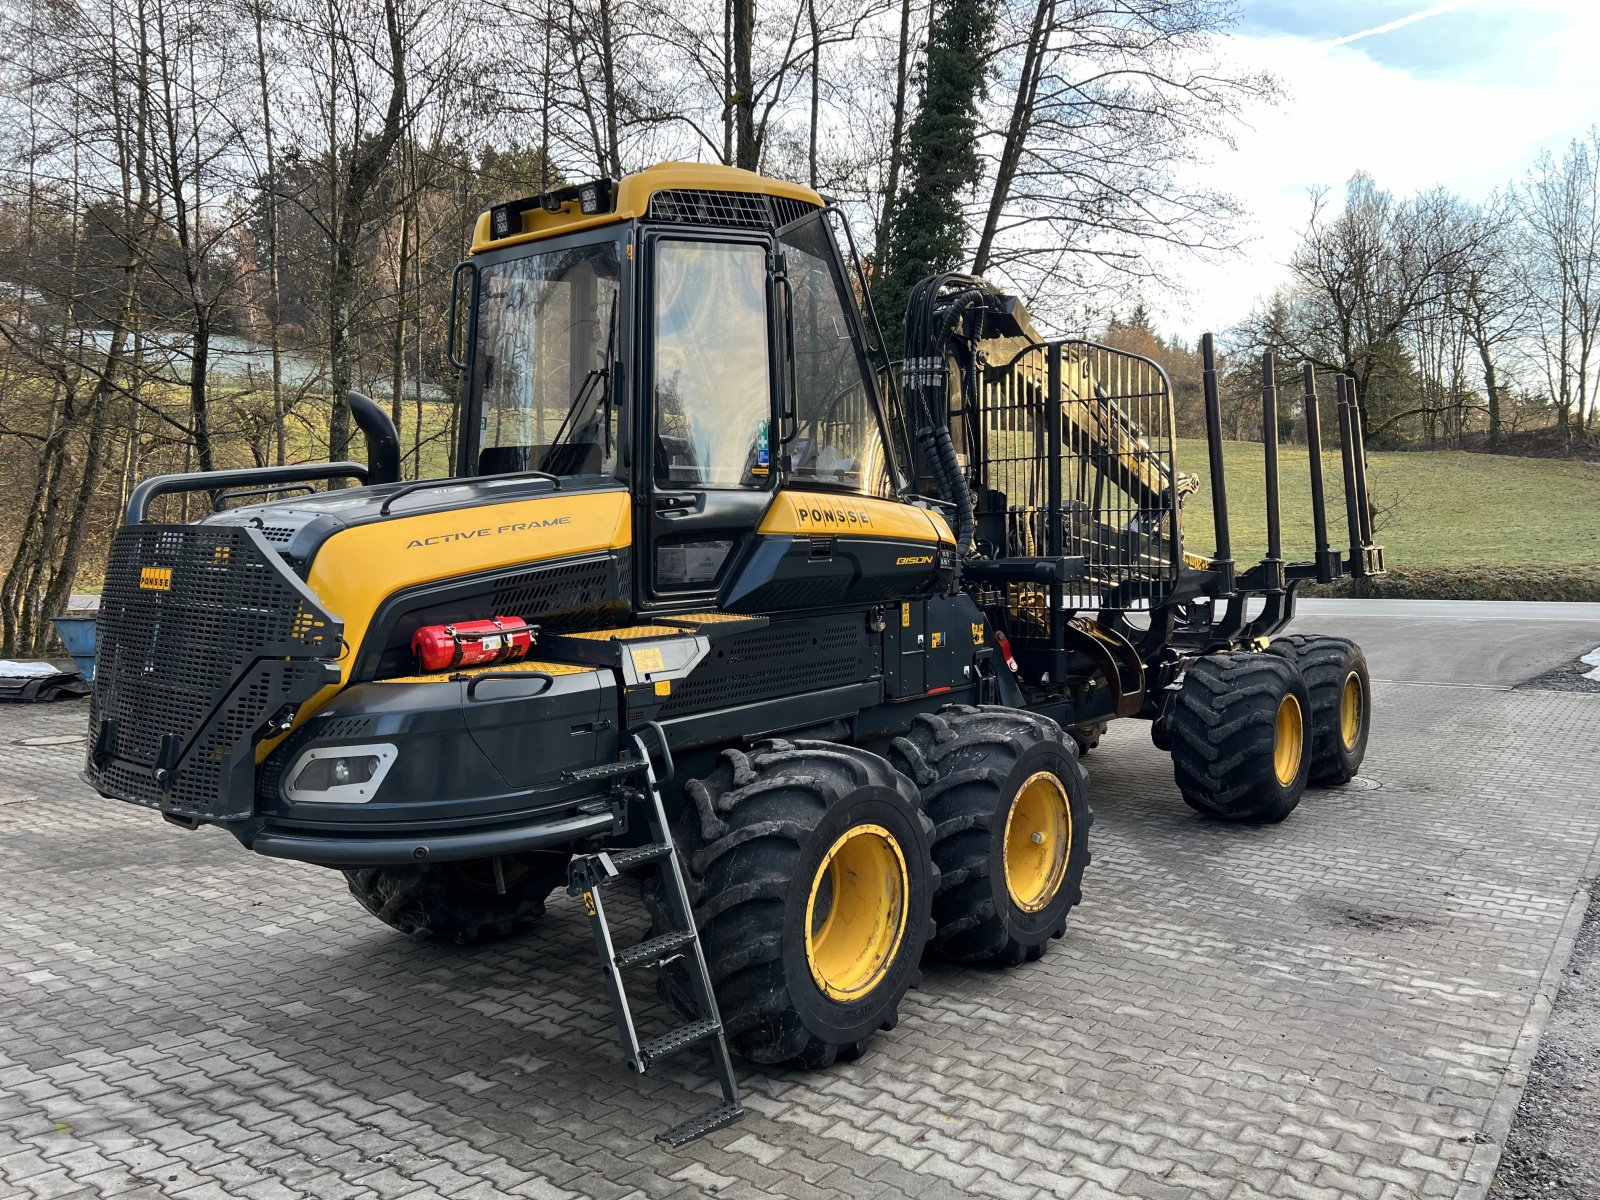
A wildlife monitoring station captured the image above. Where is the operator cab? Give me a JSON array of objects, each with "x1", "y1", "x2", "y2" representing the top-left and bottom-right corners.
[{"x1": 456, "y1": 163, "x2": 917, "y2": 608}]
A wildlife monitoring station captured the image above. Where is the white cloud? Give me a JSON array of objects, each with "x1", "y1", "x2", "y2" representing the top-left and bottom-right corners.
[{"x1": 1149, "y1": 2, "x2": 1600, "y2": 341}]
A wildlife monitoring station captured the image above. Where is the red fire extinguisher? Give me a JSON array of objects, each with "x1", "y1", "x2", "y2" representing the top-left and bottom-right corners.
[{"x1": 411, "y1": 616, "x2": 536, "y2": 672}]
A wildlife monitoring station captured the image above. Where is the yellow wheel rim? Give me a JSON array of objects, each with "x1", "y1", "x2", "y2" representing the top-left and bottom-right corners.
[
  {"x1": 1002, "y1": 771, "x2": 1073, "y2": 913},
  {"x1": 804, "y1": 824, "x2": 909, "y2": 1001},
  {"x1": 1274, "y1": 693, "x2": 1305, "y2": 786},
  {"x1": 1339, "y1": 672, "x2": 1364, "y2": 751}
]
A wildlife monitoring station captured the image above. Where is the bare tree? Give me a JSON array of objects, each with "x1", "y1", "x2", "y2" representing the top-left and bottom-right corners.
[
  {"x1": 148, "y1": 0, "x2": 250, "y2": 474},
  {"x1": 1274, "y1": 175, "x2": 1488, "y2": 440},
  {"x1": 294, "y1": 0, "x2": 409, "y2": 461},
  {"x1": 0, "y1": 0, "x2": 159, "y2": 652},
  {"x1": 1446, "y1": 195, "x2": 1527, "y2": 448},
  {"x1": 969, "y1": 0, "x2": 1273, "y2": 301},
  {"x1": 1516, "y1": 131, "x2": 1600, "y2": 442},
  {"x1": 871, "y1": 0, "x2": 919, "y2": 268},
  {"x1": 246, "y1": 0, "x2": 287, "y2": 464}
]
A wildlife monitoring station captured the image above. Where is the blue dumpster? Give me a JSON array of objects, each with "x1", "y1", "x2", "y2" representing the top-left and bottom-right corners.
[{"x1": 51, "y1": 615, "x2": 97, "y2": 684}]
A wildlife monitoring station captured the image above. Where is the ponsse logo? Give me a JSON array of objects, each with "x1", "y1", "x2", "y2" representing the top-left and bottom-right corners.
[
  {"x1": 406, "y1": 515, "x2": 572, "y2": 549},
  {"x1": 795, "y1": 504, "x2": 874, "y2": 529}
]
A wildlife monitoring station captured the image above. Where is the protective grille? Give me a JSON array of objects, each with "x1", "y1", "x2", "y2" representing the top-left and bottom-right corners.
[
  {"x1": 87, "y1": 524, "x2": 340, "y2": 820},
  {"x1": 659, "y1": 619, "x2": 868, "y2": 714},
  {"x1": 974, "y1": 340, "x2": 1178, "y2": 632},
  {"x1": 490, "y1": 555, "x2": 618, "y2": 618},
  {"x1": 648, "y1": 189, "x2": 817, "y2": 230}
]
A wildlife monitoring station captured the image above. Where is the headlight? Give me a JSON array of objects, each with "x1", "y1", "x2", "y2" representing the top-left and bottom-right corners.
[{"x1": 285, "y1": 743, "x2": 398, "y2": 804}]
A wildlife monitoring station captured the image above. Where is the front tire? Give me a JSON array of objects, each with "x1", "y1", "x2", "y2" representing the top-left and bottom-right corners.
[
  {"x1": 1267, "y1": 634, "x2": 1371, "y2": 785},
  {"x1": 649, "y1": 739, "x2": 936, "y2": 1067},
  {"x1": 890, "y1": 706, "x2": 1091, "y2": 965},
  {"x1": 344, "y1": 852, "x2": 571, "y2": 944},
  {"x1": 1170, "y1": 653, "x2": 1312, "y2": 823}
]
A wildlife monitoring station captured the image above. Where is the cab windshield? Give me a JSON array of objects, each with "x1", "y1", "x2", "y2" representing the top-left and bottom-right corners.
[{"x1": 472, "y1": 241, "x2": 621, "y2": 477}]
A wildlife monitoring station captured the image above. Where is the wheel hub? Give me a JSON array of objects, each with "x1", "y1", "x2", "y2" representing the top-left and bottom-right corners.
[
  {"x1": 1002, "y1": 771, "x2": 1072, "y2": 913},
  {"x1": 1339, "y1": 672, "x2": 1364, "y2": 751},
  {"x1": 804, "y1": 824, "x2": 909, "y2": 1001},
  {"x1": 1274, "y1": 693, "x2": 1305, "y2": 786}
]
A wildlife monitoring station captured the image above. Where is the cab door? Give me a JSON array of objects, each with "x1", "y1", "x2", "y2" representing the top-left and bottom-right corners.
[
  {"x1": 638, "y1": 232, "x2": 779, "y2": 608},
  {"x1": 713, "y1": 209, "x2": 953, "y2": 613}
]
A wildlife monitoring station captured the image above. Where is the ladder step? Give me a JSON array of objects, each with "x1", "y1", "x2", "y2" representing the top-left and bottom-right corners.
[
  {"x1": 614, "y1": 929, "x2": 696, "y2": 970},
  {"x1": 562, "y1": 757, "x2": 647, "y2": 784},
  {"x1": 657, "y1": 1102, "x2": 745, "y2": 1148},
  {"x1": 606, "y1": 842, "x2": 673, "y2": 873},
  {"x1": 635, "y1": 1019, "x2": 720, "y2": 1070}
]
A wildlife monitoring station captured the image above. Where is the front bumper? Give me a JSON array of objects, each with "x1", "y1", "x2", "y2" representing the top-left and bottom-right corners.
[
  {"x1": 247, "y1": 802, "x2": 619, "y2": 866},
  {"x1": 85, "y1": 520, "x2": 629, "y2": 865}
]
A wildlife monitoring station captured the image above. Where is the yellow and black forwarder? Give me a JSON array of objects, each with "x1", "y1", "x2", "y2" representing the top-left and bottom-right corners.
[{"x1": 83, "y1": 162, "x2": 1384, "y2": 1145}]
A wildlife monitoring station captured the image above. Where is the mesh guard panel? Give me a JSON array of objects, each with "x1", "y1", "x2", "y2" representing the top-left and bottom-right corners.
[
  {"x1": 87, "y1": 524, "x2": 342, "y2": 822},
  {"x1": 648, "y1": 189, "x2": 817, "y2": 230},
  {"x1": 972, "y1": 340, "x2": 1179, "y2": 639},
  {"x1": 657, "y1": 619, "x2": 868, "y2": 715}
]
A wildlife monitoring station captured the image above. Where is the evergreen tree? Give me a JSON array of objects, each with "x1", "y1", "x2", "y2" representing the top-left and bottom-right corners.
[{"x1": 873, "y1": 0, "x2": 995, "y2": 352}]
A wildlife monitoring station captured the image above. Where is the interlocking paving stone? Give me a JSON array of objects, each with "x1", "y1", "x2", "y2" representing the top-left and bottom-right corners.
[{"x1": 2, "y1": 682, "x2": 1598, "y2": 1199}]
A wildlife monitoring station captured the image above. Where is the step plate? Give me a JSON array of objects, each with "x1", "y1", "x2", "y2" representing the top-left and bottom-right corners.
[
  {"x1": 614, "y1": 929, "x2": 696, "y2": 970},
  {"x1": 657, "y1": 1102, "x2": 744, "y2": 1148},
  {"x1": 636, "y1": 1019, "x2": 720, "y2": 1070},
  {"x1": 606, "y1": 842, "x2": 673, "y2": 873}
]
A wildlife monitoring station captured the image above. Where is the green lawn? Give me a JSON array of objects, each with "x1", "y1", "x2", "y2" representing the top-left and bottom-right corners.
[{"x1": 1175, "y1": 439, "x2": 1600, "y2": 568}]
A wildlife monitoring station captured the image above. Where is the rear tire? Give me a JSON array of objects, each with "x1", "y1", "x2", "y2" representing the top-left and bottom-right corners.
[
  {"x1": 1170, "y1": 653, "x2": 1311, "y2": 823},
  {"x1": 890, "y1": 706, "x2": 1091, "y2": 965},
  {"x1": 648, "y1": 739, "x2": 936, "y2": 1067},
  {"x1": 344, "y1": 852, "x2": 571, "y2": 944},
  {"x1": 1267, "y1": 634, "x2": 1371, "y2": 785},
  {"x1": 1069, "y1": 720, "x2": 1107, "y2": 756}
]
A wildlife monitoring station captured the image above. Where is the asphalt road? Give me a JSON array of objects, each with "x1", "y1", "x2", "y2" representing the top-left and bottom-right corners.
[{"x1": 1289, "y1": 598, "x2": 1600, "y2": 688}]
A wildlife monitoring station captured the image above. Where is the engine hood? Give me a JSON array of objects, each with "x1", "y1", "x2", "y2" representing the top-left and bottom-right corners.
[{"x1": 201, "y1": 475, "x2": 624, "y2": 568}]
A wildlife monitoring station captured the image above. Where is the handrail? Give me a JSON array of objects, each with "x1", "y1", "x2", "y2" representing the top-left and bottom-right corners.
[
  {"x1": 465, "y1": 670, "x2": 554, "y2": 701},
  {"x1": 377, "y1": 468, "x2": 562, "y2": 516},
  {"x1": 126, "y1": 462, "x2": 369, "y2": 524},
  {"x1": 447, "y1": 261, "x2": 475, "y2": 371}
]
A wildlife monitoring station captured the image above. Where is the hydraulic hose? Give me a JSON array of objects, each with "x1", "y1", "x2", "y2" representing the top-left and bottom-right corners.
[{"x1": 901, "y1": 275, "x2": 997, "y2": 558}]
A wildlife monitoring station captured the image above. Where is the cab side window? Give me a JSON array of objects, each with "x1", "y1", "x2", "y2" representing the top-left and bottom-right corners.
[
  {"x1": 779, "y1": 216, "x2": 894, "y2": 497},
  {"x1": 653, "y1": 240, "x2": 773, "y2": 489}
]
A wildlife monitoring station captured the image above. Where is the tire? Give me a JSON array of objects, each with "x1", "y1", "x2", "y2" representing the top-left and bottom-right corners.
[
  {"x1": 1069, "y1": 720, "x2": 1107, "y2": 756},
  {"x1": 1170, "y1": 652, "x2": 1312, "y2": 824},
  {"x1": 344, "y1": 852, "x2": 571, "y2": 944},
  {"x1": 647, "y1": 738, "x2": 936, "y2": 1068},
  {"x1": 1267, "y1": 634, "x2": 1371, "y2": 786},
  {"x1": 890, "y1": 706, "x2": 1091, "y2": 966}
]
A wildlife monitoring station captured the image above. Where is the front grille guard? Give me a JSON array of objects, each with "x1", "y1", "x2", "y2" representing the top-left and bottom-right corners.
[{"x1": 85, "y1": 524, "x2": 343, "y2": 822}]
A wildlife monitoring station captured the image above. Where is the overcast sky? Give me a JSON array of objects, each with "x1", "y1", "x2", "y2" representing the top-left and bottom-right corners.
[{"x1": 1152, "y1": 0, "x2": 1600, "y2": 340}]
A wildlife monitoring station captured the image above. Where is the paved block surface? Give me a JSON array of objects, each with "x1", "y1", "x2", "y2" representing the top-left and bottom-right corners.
[{"x1": 3, "y1": 660, "x2": 1599, "y2": 1198}]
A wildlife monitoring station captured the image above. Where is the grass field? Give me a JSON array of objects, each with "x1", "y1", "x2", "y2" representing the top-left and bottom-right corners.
[{"x1": 1176, "y1": 439, "x2": 1600, "y2": 567}]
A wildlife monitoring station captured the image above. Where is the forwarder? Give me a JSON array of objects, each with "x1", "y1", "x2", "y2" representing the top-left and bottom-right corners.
[{"x1": 82, "y1": 162, "x2": 1384, "y2": 1144}]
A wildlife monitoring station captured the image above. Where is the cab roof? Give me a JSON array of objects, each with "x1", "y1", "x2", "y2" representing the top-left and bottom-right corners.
[{"x1": 470, "y1": 162, "x2": 826, "y2": 255}]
